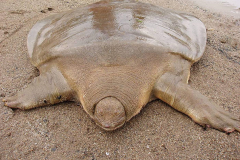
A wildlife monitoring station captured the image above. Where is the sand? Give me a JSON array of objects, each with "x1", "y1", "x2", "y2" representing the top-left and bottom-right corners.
[{"x1": 0, "y1": 0, "x2": 239, "y2": 159}]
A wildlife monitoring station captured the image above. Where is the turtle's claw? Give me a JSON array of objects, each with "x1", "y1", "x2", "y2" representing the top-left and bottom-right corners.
[
  {"x1": 223, "y1": 127, "x2": 235, "y2": 133},
  {"x1": 3, "y1": 95, "x2": 22, "y2": 109},
  {"x1": 191, "y1": 105, "x2": 240, "y2": 134}
]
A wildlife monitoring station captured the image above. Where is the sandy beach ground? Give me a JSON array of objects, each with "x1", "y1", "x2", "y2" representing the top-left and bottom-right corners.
[{"x1": 0, "y1": 0, "x2": 239, "y2": 159}]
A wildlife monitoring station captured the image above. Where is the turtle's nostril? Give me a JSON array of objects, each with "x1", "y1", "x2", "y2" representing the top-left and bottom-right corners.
[{"x1": 104, "y1": 124, "x2": 111, "y2": 128}]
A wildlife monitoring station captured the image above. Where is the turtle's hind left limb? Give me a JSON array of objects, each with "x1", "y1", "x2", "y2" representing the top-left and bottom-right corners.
[{"x1": 3, "y1": 67, "x2": 74, "y2": 110}]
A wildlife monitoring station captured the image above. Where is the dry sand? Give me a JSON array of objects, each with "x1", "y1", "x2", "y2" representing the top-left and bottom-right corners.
[{"x1": 0, "y1": 0, "x2": 239, "y2": 159}]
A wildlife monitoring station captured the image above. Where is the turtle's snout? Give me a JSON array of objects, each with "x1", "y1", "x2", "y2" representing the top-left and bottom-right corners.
[{"x1": 94, "y1": 97, "x2": 126, "y2": 131}]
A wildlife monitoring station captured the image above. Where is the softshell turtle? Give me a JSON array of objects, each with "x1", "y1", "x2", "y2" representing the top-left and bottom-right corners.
[{"x1": 3, "y1": 0, "x2": 240, "y2": 132}]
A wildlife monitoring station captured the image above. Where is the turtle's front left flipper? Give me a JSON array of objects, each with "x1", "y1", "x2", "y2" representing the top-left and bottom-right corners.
[
  {"x1": 153, "y1": 73, "x2": 240, "y2": 133},
  {"x1": 3, "y1": 67, "x2": 74, "y2": 110}
]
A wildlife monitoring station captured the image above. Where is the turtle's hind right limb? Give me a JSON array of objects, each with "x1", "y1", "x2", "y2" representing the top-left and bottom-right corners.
[
  {"x1": 3, "y1": 67, "x2": 74, "y2": 110},
  {"x1": 153, "y1": 73, "x2": 240, "y2": 133}
]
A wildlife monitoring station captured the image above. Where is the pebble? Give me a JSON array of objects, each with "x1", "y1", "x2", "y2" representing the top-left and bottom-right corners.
[
  {"x1": 51, "y1": 147, "x2": 57, "y2": 152},
  {"x1": 207, "y1": 28, "x2": 214, "y2": 31},
  {"x1": 161, "y1": 144, "x2": 167, "y2": 149},
  {"x1": 220, "y1": 38, "x2": 227, "y2": 43},
  {"x1": 48, "y1": 8, "x2": 53, "y2": 11},
  {"x1": 0, "y1": 93, "x2": 5, "y2": 97}
]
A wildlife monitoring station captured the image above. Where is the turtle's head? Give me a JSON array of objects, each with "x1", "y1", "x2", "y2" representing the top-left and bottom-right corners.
[{"x1": 94, "y1": 97, "x2": 126, "y2": 131}]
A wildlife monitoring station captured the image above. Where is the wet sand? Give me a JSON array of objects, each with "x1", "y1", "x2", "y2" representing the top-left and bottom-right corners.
[
  {"x1": 190, "y1": 0, "x2": 240, "y2": 18},
  {"x1": 0, "y1": 0, "x2": 239, "y2": 159}
]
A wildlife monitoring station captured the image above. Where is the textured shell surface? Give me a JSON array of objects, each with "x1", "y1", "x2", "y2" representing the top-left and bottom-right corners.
[{"x1": 27, "y1": 0, "x2": 206, "y2": 67}]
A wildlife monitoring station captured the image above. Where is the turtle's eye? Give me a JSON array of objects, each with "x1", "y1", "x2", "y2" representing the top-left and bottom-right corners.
[
  {"x1": 97, "y1": 109, "x2": 104, "y2": 117},
  {"x1": 114, "y1": 110, "x2": 122, "y2": 116}
]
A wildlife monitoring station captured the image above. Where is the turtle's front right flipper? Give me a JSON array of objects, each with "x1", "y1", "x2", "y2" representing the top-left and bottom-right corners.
[{"x1": 3, "y1": 67, "x2": 74, "y2": 110}]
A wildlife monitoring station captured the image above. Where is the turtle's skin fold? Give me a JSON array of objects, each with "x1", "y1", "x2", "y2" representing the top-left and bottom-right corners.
[{"x1": 3, "y1": 0, "x2": 240, "y2": 132}]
